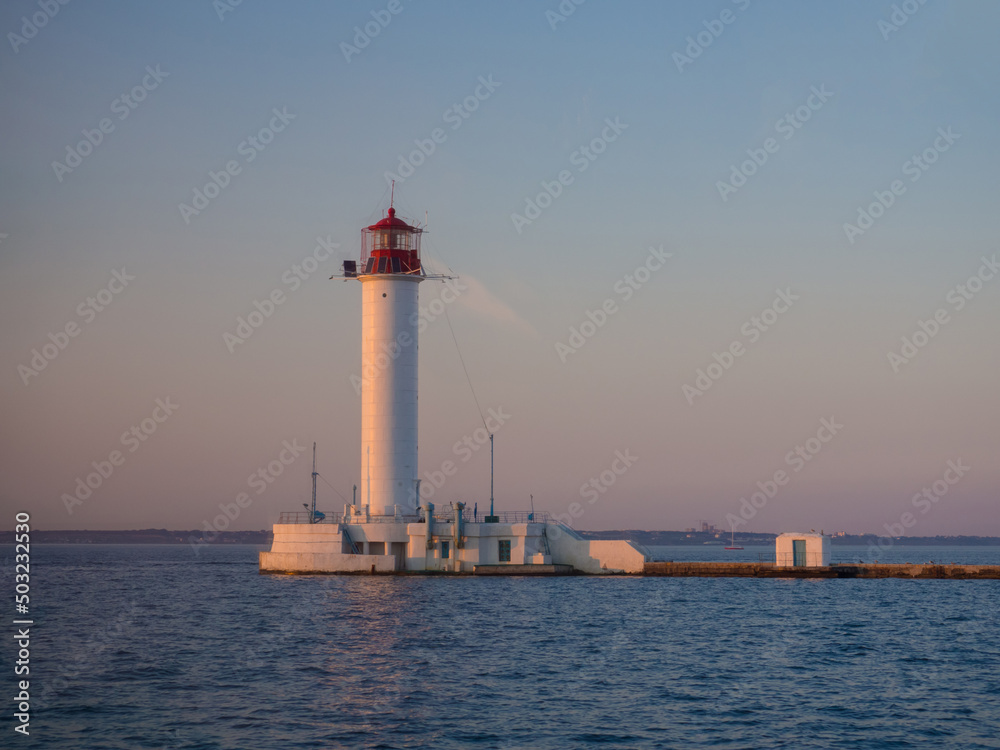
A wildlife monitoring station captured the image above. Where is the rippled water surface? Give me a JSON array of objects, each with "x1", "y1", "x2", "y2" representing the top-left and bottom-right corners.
[{"x1": 9, "y1": 544, "x2": 1000, "y2": 749}]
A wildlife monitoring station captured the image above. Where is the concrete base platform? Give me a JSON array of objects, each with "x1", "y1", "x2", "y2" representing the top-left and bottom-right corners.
[
  {"x1": 473, "y1": 564, "x2": 577, "y2": 576},
  {"x1": 259, "y1": 551, "x2": 397, "y2": 574},
  {"x1": 259, "y1": 519, "x2": 650, "y2": 575},
  {"x1": 643, "y1": 562, "x2": 1000, "y2": 579}
]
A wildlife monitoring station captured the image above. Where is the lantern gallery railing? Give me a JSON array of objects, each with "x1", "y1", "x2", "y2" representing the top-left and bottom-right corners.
[
  {"x1": 278, "y1": 511, "x2": 342, "y2": 524},
  {"x1": 276, "y1": 510, "x2": 552, "y2": 525},
  {"x1": 472, "y1": 510, "x2": 551, "y2": 524}
]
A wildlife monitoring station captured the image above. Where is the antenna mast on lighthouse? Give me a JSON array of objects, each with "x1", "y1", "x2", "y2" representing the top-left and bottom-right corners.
[{"x1": 310, "y1": 442, "x2": 318, "y2": 523}]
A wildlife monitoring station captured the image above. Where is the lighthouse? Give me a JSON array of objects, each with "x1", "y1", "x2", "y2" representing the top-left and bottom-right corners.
[
  {"x1": 259, "y1": 194, "x2": 650, "y2": 575},
  {"x1": 346, "y1": 202, "x2": 424, "y2": 517}
]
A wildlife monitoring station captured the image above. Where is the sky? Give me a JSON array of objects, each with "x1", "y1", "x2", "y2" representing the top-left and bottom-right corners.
[{"x1": 1, "y1": 0, "x2": 998, "y2": 537}]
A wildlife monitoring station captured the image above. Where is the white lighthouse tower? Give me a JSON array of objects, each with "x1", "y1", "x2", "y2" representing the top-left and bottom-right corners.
[
  {"x1": 354, "y1": 203, "x2": 424, "y2": 516},
  {"x1": 259, "y1": 194, "x2": 650, "y2": 575}
]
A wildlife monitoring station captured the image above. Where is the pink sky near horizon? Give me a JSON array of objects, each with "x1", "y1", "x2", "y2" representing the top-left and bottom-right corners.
[{"x1": 1, "y1": 1, "x2": 998, "y2": 536}]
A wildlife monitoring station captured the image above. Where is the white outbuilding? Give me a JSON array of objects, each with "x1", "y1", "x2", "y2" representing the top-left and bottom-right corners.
[{"x1": 775, "y1": 532, "x2": 830, "y2": 567}]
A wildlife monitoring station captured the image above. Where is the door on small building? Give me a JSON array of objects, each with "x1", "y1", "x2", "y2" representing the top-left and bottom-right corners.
[
  {"x1": 390, "y1": 542, "x2": 407, "y2": 572},
  {"x1": 793, "y1": 539, "x2": 807, "y2": 566}
]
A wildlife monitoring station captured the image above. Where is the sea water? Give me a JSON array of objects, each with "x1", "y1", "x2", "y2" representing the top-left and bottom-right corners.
[{"x1": 8, "y1": 544, "x2": 999, "y2": 749}]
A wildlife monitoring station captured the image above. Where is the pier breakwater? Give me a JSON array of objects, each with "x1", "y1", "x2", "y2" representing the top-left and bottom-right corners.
[{"x1": 643, "y1": 562, "x2": 1000, "y2": 579}]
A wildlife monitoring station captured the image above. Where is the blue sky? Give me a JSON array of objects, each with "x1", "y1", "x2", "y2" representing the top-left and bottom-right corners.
[{"x1": 2, "y1": 0, "x2": 999, "y2": 535}]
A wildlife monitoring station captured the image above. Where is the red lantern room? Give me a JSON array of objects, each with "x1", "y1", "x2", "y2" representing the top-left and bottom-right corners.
[{"x1": 351, "y1": 206, "x2": 423, "y2": 277}]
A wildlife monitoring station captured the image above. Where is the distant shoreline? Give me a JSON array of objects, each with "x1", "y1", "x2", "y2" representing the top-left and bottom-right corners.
[
  {"x1": 583, "y1": 530, "x2": 1000, "y2": 547},
  {"x1": 1, "y1": 529, "x2": 998, "y2": 546}
]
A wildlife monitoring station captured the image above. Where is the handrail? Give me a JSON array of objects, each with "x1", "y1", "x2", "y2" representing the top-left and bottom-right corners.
[
  {"x1": 276, "y1": 509, "x2": 551, "y2": 525},
  {"x1": 341, "y1": 525, "x2": 361, "y2": 555},
  {"x1": 476, "y1": 511, "x2": 551, "y2": 524},
  {"x1": 278, "y1": 511, "x2": 342, "y2": 524}
]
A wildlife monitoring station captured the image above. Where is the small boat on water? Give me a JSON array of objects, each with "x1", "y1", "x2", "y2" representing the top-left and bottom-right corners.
[{"x1": 725, "y1": 528, "x2": 743, "y2": 550}]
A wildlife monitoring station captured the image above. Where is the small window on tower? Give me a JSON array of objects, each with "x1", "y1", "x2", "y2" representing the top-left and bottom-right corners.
[
  {"x1": 441, "y1": 540, "x2": 450, "y2": 559},
  {"x1": 498, "y1": 539, "x2": 511, "y2": 562}
]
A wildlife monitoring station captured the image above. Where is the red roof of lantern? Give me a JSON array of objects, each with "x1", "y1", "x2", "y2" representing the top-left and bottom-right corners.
[{"x1": 368, "y1": 207, "x2": 414, "y2": 231}]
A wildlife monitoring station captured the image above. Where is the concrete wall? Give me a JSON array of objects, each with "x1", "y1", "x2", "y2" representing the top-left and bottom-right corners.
[
  {"x1": 588, "y1": 540, "x2": 650, "y2": 573},
  {"x1": 403, "y1": 522, "x2": 551, "y2": 572},
  {"x1": 262, "y1": 521, "x2": 648, "y2": 574},
  {"x1": 268, "y1": 523, "x2": 345, "y2": 554},
  {"x1": 266, "y1": 523, "x2": 411, "y2": 571},
  {"x1": 259, "y1": 551, "x2": 396, "y2": 573},
  {"x1": 407, "y1": 521, "x2": 467, "y2": 572},
  {"x1": 545, "y1": 523, "x2": 649, "y2": 574},
  {"x1": 472, "y1": 523, "x2": 547, "y2": 565}
]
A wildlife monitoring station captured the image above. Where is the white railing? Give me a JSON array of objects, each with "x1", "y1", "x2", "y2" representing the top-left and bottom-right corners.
[{"x1": 277, "y1": 509, "x2": 551, "y2": 525}]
